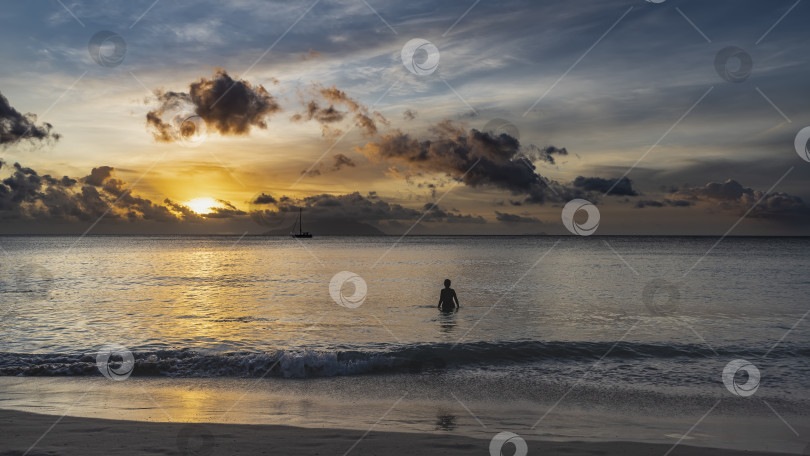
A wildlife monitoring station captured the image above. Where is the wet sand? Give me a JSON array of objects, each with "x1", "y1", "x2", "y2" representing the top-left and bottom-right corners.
[{"x1": 1, "y1": 408, "x2": 797, "y2": 456}]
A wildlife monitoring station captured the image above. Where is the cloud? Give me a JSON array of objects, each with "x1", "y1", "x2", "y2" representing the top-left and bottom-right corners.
[
  {"x1": 290, "y1": 100, "x2": 345, "y2": 124},
  {"x1": 0, "y1": 162, "x2": 250, "y2": 224},
  {"x1": 293, "y1": 84, "x2": 387, "y2": 137},
  {"x1": 495, "y1": 211, "x2": 541, "y2": 223},
  {"x1": 251, "y1": 193, "x2": 277, "y2": 205},
  {"x1": 205, "y1": 199, "x2": 247, "y2": 219},
  {"x1": 301, "y1": 153, "x2": 357, "y2": 177},
  {"x1": 357, "y1": 120, "x2": 593, "y2": 204},
  {"x1": 633, "y1": 179, "x2": 810, "y2": 221},
  {"x1": 250, "y1": 191, "x2": 484, "y2": 229},
  {"x1": 0, "y1": 91, "x2": 60, "y2": 146},
  {"x1": 146, "y1": 68, "x2": 280, "y2": 142},
  {"x1": 420, "y1": 204, "x2": 486, "y2": 224},
  {"x1": 527, "y1": 145, "x2": 568, "y2": 165},
  {"x1": 572, "y1": 176, "x2": 637, "y2": 196},
  {"x1": 403, "y1": 109, "x2": 417, "y2": 121},
  {"x1": 0, "y1": 161, "x2": 487, "y2": 233},
  {"x1": 84, "y1": 166, "x2": 114, "y2": 186},
  {"x1": 634, "y1": 199, "x2": 692, "y2": 209},
  {"x1": 0, "y1": 162, "x2": 170, "y2": 222}
]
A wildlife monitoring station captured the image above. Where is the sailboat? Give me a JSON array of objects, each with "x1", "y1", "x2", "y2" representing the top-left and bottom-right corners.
[{"x1": 291, "y1": 207, "x2": 313, "y2": 238}]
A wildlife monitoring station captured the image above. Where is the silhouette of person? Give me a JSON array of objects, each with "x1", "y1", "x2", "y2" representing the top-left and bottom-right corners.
[{"x1": 438, "y1": 279, "x2": 459, "y2": 312}]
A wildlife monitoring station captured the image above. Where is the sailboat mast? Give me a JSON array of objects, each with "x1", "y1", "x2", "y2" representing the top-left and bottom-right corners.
[{"x1": 299, "y1": 207, "x2": 303, "y2": 235}]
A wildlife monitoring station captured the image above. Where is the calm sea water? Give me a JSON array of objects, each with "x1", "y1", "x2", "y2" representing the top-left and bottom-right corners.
[{"x1": 1, "y1": 236, "x2": 808, "y2": 450}]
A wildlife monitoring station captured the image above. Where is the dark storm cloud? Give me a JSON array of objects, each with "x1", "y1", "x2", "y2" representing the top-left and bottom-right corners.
[
  {"x1": 146, "y1": 69, "x2": 280, "y2": 142},
  {"x1": 524, "y1": 145, "x2": 568, "y2": 165},
  {"x1": 0, "y1": 91, "x2": 60, "y2": 146},
  {"x1": 590, "y1": 155, "x2": 810, "y2": 204},
  {"x1": 189, "y1": 69, "x2": 280, "y2": 134},
  {"x1": 294, "y1": 84, "x2": 387, "y2": 137},
  {"x1": 634, "y1": 199, "x2": 693, "y2": 209},
  {"x1": 358, "y1": 120, "x2": 634, "y2": 204},
  {"x1": 250, "y1": 191, "x2": 484, "y2": 228},
  {"x1": 495, "y1": 211, "x2": 541, "y2": 223},
  {"x1": 358, "y1": 120, "x2": 556, "y2": 203},
  {"x1": 572, "y1": 176, "x2": 637, "y2": 196},
  {"x1": 635, "y1": 179, "x2": 810, "y2": 221}
]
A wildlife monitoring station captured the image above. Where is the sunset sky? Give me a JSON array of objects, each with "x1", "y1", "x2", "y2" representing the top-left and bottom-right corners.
[{"x1": 1, "y1": 0, "x2": 809, "y2": 235}]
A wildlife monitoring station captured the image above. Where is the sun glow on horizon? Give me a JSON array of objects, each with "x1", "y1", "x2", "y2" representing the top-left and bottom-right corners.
[{"x1": 185, "y1": 197, "x2": 224, "y2": 215}]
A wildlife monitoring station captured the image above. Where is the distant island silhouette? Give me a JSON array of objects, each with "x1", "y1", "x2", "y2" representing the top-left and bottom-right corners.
[{"x1": 262, "y1": 220, "x2": 386, "y2": 236}]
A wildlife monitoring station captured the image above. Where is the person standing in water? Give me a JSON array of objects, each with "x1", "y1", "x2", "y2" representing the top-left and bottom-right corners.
[{"x1": 438, "y1": 279, "x2": 459, "y2": 312}]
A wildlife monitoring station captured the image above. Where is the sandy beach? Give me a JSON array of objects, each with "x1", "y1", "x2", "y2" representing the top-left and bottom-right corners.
[{"x1": 2, "y1": 408, "x2": 801, "y2": 456}]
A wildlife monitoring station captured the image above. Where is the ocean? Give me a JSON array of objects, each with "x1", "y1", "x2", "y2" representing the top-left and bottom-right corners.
[{"x1": 1, "y1": 236, "x2": 808, "y2": 452}]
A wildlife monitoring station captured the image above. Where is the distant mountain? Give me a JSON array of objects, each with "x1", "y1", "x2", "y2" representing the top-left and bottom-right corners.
[{"x1": 262, "y1": 219, "x2": 386, "y2": 236}]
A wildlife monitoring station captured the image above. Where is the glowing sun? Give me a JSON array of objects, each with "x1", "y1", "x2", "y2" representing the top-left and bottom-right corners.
[{"x1": 186, "y1": 197, "x2": 223, "y2": 215}]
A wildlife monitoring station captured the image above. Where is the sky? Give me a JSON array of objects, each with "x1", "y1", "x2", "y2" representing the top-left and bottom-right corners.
[{"x1": 1, "y1": 0, "x2": 809, "y2": 235}]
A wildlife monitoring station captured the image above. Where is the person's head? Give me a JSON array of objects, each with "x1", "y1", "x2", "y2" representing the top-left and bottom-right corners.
[{"x1": 444, "y1": 279, "x2": 451, "y2": 288}]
